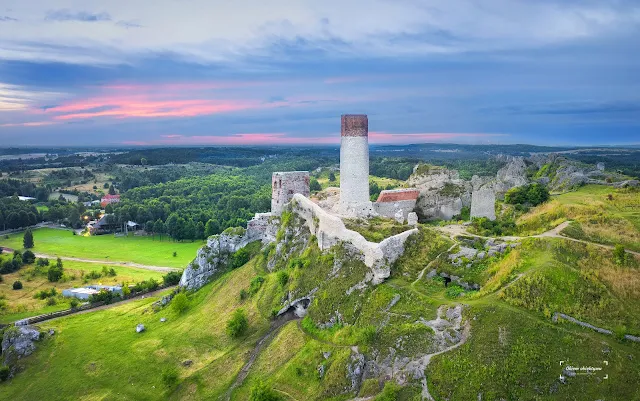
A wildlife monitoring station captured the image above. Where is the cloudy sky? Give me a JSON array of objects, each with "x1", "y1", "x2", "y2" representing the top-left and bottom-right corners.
[{"x1": 0, "y1": 0, "x2": 639, "y2": 146}]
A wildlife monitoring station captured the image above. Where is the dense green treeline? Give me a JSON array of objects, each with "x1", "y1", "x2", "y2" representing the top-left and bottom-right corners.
[{"x1": 112, "y1": 174, "x2": 271, "y2": 240}]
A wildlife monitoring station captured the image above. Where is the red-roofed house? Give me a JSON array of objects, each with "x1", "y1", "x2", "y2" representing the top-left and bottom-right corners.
[
  {"x1": 373, "y1": 188, "x2": 420, "y2": 221},
  {"x1": 101, "y1": 194, "x2": 121, "y2": 208}
]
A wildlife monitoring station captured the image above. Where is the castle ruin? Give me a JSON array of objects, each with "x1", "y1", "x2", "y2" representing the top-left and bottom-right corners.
[
  {"x1": 271, "y1": 171, "x2": 310, "y2": 216},
  {"x1": 339, "y1": 114, "x2": 375, "y2": 217}
]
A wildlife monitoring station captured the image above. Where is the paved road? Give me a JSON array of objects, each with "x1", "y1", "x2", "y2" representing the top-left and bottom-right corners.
[{"x1": 0, "y1": 246, "x2": 179, "y2": 272}]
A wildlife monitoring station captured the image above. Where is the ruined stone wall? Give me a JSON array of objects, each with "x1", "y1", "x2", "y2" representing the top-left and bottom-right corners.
[
  {"x1": 373, "y1": 199, "x2": 417, "y2": 221},
  {"x1": 246, "y1": 212, "x2": 279, "y2": 243},
  {"x1": 271, "y1": 171, "x2": 310, "y2": 216},
  {"x1": 470, "y1": 185, "x2": 496, "y2": 220},
  {"x1": 340, "y1": 115, "x2": 370, "y2": 216},
  {"x1": 290, "y1": 193, "x2": 417, "y2": 283}
]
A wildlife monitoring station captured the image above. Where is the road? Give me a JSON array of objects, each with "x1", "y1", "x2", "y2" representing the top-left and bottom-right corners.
[{"x1": 0, "y1": 247, "x2": 179, "y2": 272}]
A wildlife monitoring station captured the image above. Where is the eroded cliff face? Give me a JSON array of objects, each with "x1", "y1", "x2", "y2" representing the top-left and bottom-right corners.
[
  {"x1": 179, "y1": 227, "x2": 255, "y2": 290},
  {"x1": 407, "y1": 164, "x2": 471, "y2": 220}
]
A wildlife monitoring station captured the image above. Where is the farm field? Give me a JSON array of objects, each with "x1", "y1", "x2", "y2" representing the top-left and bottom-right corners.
[
  {"x1": 0, "y1": 228, "x2": 203, "y2": 268},
  {"x1": 0, "y1": 258, "x2": 166, "y2": 323}
]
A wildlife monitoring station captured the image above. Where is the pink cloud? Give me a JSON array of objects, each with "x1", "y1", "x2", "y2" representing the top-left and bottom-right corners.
[
  {"x1": 369, "y1": 131, "x2": 508, "y2": 143},
  {"x1": 0, "y1": 121, "x2": 56, "y2": 127}
]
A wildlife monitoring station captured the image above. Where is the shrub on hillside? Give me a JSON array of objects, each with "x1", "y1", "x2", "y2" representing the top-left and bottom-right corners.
[
  {"x1": 161, "y1": 367, "x2": 179, "y2": 388},
  {"x1": 505, "y1": 183, "x2": 550, "y2": 206},
  {"x1": 226, "y1": 309, "x2": 248, "y2": 338},
  {"x1": 48, "y1": 265, "x2": 64, "y2": 282},
  {"x1": 230, "y1": 247, "x2": 250, "y2": 269},
  {"x1": 248, "y1": 276, "x2": 265, "y2": 296},
  {"x1": 88, "y1": 289, "x2": 120, "y2": 305},
  {"x1": 276, "y1": 270, "x2": 289, "y2": 287},
  {"x1": 36, "y1": 258, "x2": 50, "y2": 267},
  {"x1": 0, "y1": 365, "x2": 9, "y2": 382},
  {"x1": 171, "y1": 292, "x2": 189, "y2": 314},
  {"x1": 12, "y1": 280, "x2": 23, "y2": 290},
  {"x1": 374, "y1": 381, "x2": 401, "y2": 401},
  {"x1": 22, "y1": 250, "x2": 36, "y2": 264},
  {"x1": 249, "y1": 380, "x2": 283, "y2": 401},
  {"x1": 613, "y1": 244, "x2": 627, "y2": 265},
  {"x1": 163, "y1": 271, "x2": 182, "y2": 286},
  {"x1": 69, "y1": 298, "x2": 79, "y2": 309}
]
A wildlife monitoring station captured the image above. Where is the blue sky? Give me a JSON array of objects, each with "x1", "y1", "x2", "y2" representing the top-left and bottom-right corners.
[{"x1": 0, "y1": 0, "x2": 639, "y2": 146}]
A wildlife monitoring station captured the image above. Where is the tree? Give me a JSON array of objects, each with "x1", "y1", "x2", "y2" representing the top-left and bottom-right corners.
[
  {"x1": 108, "y1": 184, "x2": 117, "y2": 195},
  {"x1": 48, "y1": 258, "x2": 64, "y2": 282},
  {"x1": 328, "y1": 172, "x2": 336, "y2": 182},
  {"x1": 13, "y1": 281, "x2": 23, "y2": 290},
  {"x1": 22, "y1": 250, "x2": 36, "y2": 264},
  {"x1": 171, "y1": 292, "x2": 189, "y2": 314},
  {"x1": 205, "y1": 219, "x2": 219, "y2": 237},
  {"x1": 613, "y1": 244, "x2": 627, "y2": 265},
  {"x1": 226, "y1": 309, "x2": 248, "y2": 338},
  {"x1": 309, "y1": 178, "x2": 321, "y2": 192},
  {"x1": 23, "y1": 228, "x2": 34, "y2": 249},
  {"x1": 153, "y1": 219, "x2": 165, "y2": 240},
  {"x1": 249, "y1": 381, "x2": 283, "y2": 401},
  {"x1": 145, "y1": 220, "x2": 155, "y2": 234}
]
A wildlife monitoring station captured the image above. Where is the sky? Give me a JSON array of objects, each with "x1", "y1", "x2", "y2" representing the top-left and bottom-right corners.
[{"x1": 0, "y1": 0, "x2": 639, "y2": 147}]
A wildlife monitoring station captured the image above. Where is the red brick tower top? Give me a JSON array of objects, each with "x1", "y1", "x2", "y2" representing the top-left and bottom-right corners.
[{"x1": 341, "y1": 114, "x2": 368, "y2": 137}]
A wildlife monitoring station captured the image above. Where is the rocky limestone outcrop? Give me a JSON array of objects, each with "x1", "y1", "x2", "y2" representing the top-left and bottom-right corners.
[
  {"x1": 407, "y1": 165, "x2": 472, "y2": 220},
  {"x1": 2, "y1": 325, "x2": 41, "y2": 372},
  {"x1": 289, "y1": 194, "x2": 417, "y2": 284},
  {"x1": 494, "y1": 156, "x2": 528, "y2": 197},
  {"x1": 179, "y1": 227, "x2": 260, "y2": 290}
]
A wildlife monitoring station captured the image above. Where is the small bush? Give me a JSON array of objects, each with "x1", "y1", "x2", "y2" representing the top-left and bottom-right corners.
[
  {"x1": 47, "y1": 265, "x2": 64, "y2": 282},
  {"x1": 374, "y1": 381, "x2": 401, "y2": 401},
  {"x1": 171, "y1": 292, "x2": 189, "y2": 314},
  {"x1": 162, "y1": 367, "x2": 179, "y2": 388},
  {"x1": 46, "y1": 297, "x2": 57, "y2": 306},
  {"x1": 226, "y1": 309, "x2": 249, "y2": 338},
  {"x1": 69, "y1": 298, "x2": 79, "y2": 309},
  {"x1": 163, "y1": 271, "x2": 182, "y2": 286},
  {"x1": 249, "y1": 380, "x2": 283, "y2": 401},
  {"x1": 86, "y1": 270, "x2": 102, "y2": 280},
  {"x1": 360, "y1": 325, "x2": 377, "y2": 344},
  {"x1": 22, "y1": 250, "x2": 36, "y2": 264},
  {"x1": 12, "y1": 281, "x2": 23, "y2": 290},
  {"x1": 0, "y1": 365, "x2": 10, "y2": 382},
  {"x1": 36, "y1": 258, "x2": 50, "y2": 267},
  {"x1": 239, "y1": 289, "x2": 248, "y2": 300},
  {"x1": 276, "y1": 270, "x2": 289, "y2": 287},
  {"x1": 172, "y1": 251, "x2": 177, "y2": 257},
  {"x1": 248, "y1": 276, "x2": 265, "y2": 295}
]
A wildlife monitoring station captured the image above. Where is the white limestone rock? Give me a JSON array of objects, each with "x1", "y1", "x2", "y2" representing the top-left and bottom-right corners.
[
  {"x1": 407, "y1": 164, "x2": 472, "y2": 220},
  {"x1": 407, "y1": 212, "x2": 418, "y2": 226},
  {"x1": 1, "y1": 325, "x2": 41, "y2": 366},
  {"x1": 470, "y1": 184, "x2": 496, "y2": 221},
  {"x1": 136, "y1": 324, "x2": 145, "y2": 333}
]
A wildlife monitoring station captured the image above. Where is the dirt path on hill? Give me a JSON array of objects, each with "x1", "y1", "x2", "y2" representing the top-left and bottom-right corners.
[
  {"x1": 0, "y1": 247, "x2": 179, "y2": 272},
  {"x1": 437, "y1": 221, "x2": 640, "y2": 257},
  {"x1": 225, "y1": 311, "x2": 299, "y2": 401}
]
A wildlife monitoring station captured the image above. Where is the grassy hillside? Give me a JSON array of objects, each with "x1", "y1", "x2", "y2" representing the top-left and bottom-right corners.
[
  {"x1": 2, "y1": 196, "x2": 640, "y2": 400},
  {"x1": 0, "y1": 228, "x2": 203, "y2": 267},
  {"x1": 517, "y1": 185, "x2": 640, "y2": 251}
]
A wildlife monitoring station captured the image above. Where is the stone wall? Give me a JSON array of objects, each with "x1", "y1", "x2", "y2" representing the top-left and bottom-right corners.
[
  {"x1": 246, "y1": 212, "x2": 279, "y2": 243},
  {"x1": 290, "y1": 194, "x2": 417, "y2": 283},
  {"x1": 373, "y1": 199, "x2": 417, "y2": 221},
  {"x1": 271, "y1": 171, "x2": 310, "y2": 216}
]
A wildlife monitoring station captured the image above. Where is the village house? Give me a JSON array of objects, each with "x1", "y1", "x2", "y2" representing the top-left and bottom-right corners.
[{"x1": 100, "y1": 194, "x2": 120, "y2": 208}]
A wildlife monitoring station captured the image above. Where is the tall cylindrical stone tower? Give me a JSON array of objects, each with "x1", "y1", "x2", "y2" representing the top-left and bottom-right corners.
[{"x1": 340, "y1": 114, "x2": 370, "y2": 215}]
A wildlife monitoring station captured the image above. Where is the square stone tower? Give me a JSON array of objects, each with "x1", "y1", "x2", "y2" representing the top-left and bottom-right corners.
[
  {"x1": 339, "y1": 114, "x2": 372, "y2": 216},
  {"x1": 271, "y1": 171, "x2": 310, "y2": 216}
]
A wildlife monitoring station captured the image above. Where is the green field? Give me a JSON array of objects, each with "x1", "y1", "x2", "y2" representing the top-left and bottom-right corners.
[
  {"x1": 0, "y1": 258, "x2": 166, "y2": 324},
  {"x1": 0, "y1": 228, "x2": 203, "y2": 268}
]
